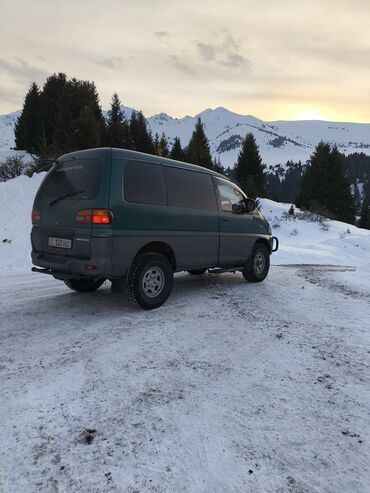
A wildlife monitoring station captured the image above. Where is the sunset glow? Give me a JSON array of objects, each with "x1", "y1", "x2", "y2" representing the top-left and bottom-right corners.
[{"x1": 0, "y1": 0, "x2": 369, "y2": 123}]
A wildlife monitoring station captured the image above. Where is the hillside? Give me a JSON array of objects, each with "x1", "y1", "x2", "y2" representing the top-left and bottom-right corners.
[{"x1": 1, "y1": 107, "x2": 370, "y2": 169}]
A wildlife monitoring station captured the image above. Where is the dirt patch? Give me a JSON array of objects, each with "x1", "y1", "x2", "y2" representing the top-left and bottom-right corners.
[{"x1": 79, "y1": 429, "x2": 97, "y2": 445}]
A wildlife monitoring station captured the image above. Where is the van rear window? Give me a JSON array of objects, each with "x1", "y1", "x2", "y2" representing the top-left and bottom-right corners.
[{"x1": 36, "y1": 159, "x2": 102, "y2": 201}]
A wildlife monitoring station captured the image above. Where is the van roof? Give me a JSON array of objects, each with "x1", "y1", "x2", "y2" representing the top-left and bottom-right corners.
[{"x1": 58, "y1": 147, "x2": 229, "y2": 181}]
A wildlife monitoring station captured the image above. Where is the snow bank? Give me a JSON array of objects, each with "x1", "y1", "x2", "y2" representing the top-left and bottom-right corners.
[
  {"x1": 0, "y1": 173, "x2": 369, "y2": 272},
  {"x1": 0, "y1": 173, "x2": 45, "y2": 271},
  {"x1": 259, "y1": 199, "x2": 370, "y2": 269}
]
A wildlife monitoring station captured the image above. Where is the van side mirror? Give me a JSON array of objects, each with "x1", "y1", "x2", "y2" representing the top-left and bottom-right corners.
[
  {"x1": 232, "y1": 201, "x2": 247, "y2": 214},
  {"x1": 244, "y1": 198, "x2": 256, "y2": 213}
]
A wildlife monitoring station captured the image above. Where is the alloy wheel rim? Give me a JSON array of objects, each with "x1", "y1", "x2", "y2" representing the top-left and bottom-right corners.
[
  {"x1": 253, "y1": 252, "x2": 265, "y2": 275},
  {"x1": 142, "y1": 267, "x2": 165, "y2": 298}
]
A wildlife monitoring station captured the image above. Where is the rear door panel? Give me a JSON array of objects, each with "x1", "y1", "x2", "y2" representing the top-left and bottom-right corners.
[{"x1": 32, "y1": 149, "x2": 111, "y2": 259}]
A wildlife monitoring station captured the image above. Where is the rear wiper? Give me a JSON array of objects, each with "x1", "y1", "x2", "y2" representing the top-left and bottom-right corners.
[{"x1": 49, "y1": 190, "x2": 86, "y2": 207}]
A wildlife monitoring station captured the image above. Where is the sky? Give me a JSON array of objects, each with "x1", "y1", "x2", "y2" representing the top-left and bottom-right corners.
[{"x1": 0, "y1": 0, "x2": 369, "y2": 122}]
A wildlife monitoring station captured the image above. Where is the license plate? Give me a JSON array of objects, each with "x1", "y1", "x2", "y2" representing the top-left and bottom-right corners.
[{"x1": 48, "y1": 237, "x2": 72, "y2": 249}]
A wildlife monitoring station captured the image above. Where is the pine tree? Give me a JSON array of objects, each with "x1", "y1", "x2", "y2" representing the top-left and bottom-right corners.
[
  {"x1": 53, "y1": 78, "x2": 105, "y2": 153},
  {"x1": 130, "y1": 111, "x2": 154, "y2": 154},
  {"x1": 212, "y1": 156, "x2": 224, "y2": 175},
  {"x1": 153, "y1": 133, "x2": 160, "y2": 154},
  {"x1": 234, "y1": 133, "x2": 266, "y2": 198},
  {"x1": 186, "y1": 117, "x2": 213, "y2": 170},
  {"x1": 15, "y1": 82, "x2": 43, "y2": 153},
  {"x1": 169, "y1": 137, "x2": 185, "y2": 161},
  {"x1": 298, "y1": 143, "x2": 329, "y2": 212},
  {"x1": 297, "y1": 142, "x2": 356, "y2": 223},
  {"x1": 106, "y1": 92, "x2": 130, "y2": 148},
  {"x1": 359, "y1": 181, "x2": 370, "y2": 229},
  {"x1": 224, "y1": 166, "x2": 234, "y2": 178},
  {"x1": 156, "y1": 133, "x2": 169, "y2": 157},
  {"x1": 328, "y1": 147, "x2": 356, "y2": 223},
  {"x1": 40, "y1": 73, "x2": 68, "y2": 153}
]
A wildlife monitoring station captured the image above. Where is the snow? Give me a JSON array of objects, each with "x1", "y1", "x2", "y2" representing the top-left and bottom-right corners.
[
  {"x1": 0, "y1": 173, "x2": 45, "y2": 271},
  {"x1": 259, "y1": 199, "x2": 370, "y2": 272},
  {"x1": 0, "y1": 173, "x2": 370, "y2": 492},
  {"x1": 0, "y1": 110, "x2": 20, "y2": 149},
  {"x1": 1, "y1": 266, "x2": 370, "y2": 491}
]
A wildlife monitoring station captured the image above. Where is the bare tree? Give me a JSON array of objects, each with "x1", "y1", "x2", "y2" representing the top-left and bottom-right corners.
[{"x1": 0, "y1": 155, "x2": 29, "y2": 182}]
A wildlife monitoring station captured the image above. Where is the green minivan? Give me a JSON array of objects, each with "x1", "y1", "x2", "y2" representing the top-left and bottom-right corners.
[{"x1": 31, "y1": 148, "x2": 278, "y2": 309}]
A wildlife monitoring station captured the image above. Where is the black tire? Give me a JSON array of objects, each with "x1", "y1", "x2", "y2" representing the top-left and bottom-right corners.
[
  {"x1": 187, "y1": 269, "x2": 207, "y2": 275},
  {"x1": 242, "y1": 243, "x2": 270, "y2": 282},
  {"x1": 126, "y1": 253, "x2": 173, "y2": 309},
  {"x1": 64, "y1": 278, "x2": 105, "y2": 292}
]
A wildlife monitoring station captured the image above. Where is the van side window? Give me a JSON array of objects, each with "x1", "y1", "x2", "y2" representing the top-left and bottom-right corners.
[
  {"x1": 124, "y1": 161, "x2": 167, "y2": 205},
  {"x1": 165, "y1": 167, "x2": 217, "y2": 210},
  {"x1": 215, "y1": 179, "x2": 245, "y2": 213}
]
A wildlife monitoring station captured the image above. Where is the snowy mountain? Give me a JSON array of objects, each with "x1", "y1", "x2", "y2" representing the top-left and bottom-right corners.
[
  {"x1": 1, "y1": 106, "x2": 370, "y2": 169},
  {"x1": 147, "y1": 107, "x2": 370, "y2": 170}
]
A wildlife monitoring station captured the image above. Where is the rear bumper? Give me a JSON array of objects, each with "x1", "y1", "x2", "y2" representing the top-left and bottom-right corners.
[{"x1": 31, "y1": 237, "x2": 113, "y2": 279}]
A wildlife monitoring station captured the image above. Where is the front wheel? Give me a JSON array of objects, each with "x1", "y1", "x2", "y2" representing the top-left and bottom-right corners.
[
  {"x1": 126, "y1": 253, "x2": 173, "y2": 309},
  {"x1": 64, "y1": 278, "x2": 105, "y2": 292},
  {"x1": 242, "y1": 244, "x2": 270, "y2": 282}
]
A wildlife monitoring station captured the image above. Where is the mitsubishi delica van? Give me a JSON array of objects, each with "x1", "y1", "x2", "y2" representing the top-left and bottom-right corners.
[{"x1": 31, "y1": 148, "x2": 278, "y2": 309}]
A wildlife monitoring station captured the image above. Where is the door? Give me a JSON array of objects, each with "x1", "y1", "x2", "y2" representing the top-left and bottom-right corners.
[
  {"x1": 214, "y1": 177, "x2": 256, "y2": 266},
  {"x1": 32, "y1": 152, "x2": 110, "y2": 259},
  {"x1": 163, "y1": 166, "x2": 220, "y2": 269},
  {"x1": 109, "y1": 160, "x2": 220, "y2": 273}
]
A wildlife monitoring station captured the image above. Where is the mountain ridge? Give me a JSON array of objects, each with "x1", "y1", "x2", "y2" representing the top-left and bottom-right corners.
[{"x1": 1, "y1": 106, "x2": 369, "y2": 169}]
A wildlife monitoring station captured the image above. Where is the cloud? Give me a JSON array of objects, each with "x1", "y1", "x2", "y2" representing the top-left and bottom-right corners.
[
  {"x1": 95, "y1": 57, "x2": 123, "y2": 69},
  {"x1": 221, "y1": 32, "x2": 239, "y2": 51},
  {"x1": 294, "y1": 43, "x2": 370, "y2": 70},
  {"x1": 168, "y1": 54, "x2": 196, "y2": 75},
  {"x1": 0, "y1": 58, "x2": 47, "y2": 83},
  {"x1": 196, "y1": 43, "x2": 216, "y2": 61},
  {"x1": 155, "y1": 31, "x2": 170, "y2": 39},
  {"x1": 195, "y1": 34, "x2": 248, "y2": 69},
  {"x1": 0, "y1": 86, "x2": 21, "y2": 105},
  {"x1": 219, "y1": 52, "x2": 248, "y2": 67}
]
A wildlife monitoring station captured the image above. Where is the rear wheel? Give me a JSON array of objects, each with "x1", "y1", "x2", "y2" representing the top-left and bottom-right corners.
[
  {"x1": 127, "y1": 253, "x2": 173, "y2": 309},
  {"x1": 242, "y1": 243, "x2": 270, "y2": 282},
  {"x1": 64, "y1": 278, "x2": 105, "y2": 292},
  {"x1": 187, "y1": 269, "x2": 207, "y2": 275}
]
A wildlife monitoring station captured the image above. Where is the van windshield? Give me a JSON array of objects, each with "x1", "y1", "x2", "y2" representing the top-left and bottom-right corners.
[{"x1": 36, "y1": 159, "x2": 102, "y2": 202}]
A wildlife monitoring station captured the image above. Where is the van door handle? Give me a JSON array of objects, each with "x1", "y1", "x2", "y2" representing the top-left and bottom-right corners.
[{"x1": 223, "y1": 218, "x2": 228, "y2": 222}]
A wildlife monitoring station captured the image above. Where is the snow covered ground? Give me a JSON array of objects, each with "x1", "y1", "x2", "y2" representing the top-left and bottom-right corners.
[
  {"x1": 1, "y1": 174, "x2": 370, "y2": 492},
  {"x1": 1, "y1": 266, "x2": 370, "y2": 492}
]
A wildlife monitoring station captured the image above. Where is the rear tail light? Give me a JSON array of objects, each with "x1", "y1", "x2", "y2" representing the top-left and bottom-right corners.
[
  {"x1": 92, "y1": 209, "x2": 113, "y2": 224},
  {"x1": 75, "y1": 209, "x2": 92, "y2": 224},
  {"x1": 32, "y1": 209, "x2": 41, "y2": 223},
  {"x1": 75, "y1": 209, "x2": 113, "y2": 225}
]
